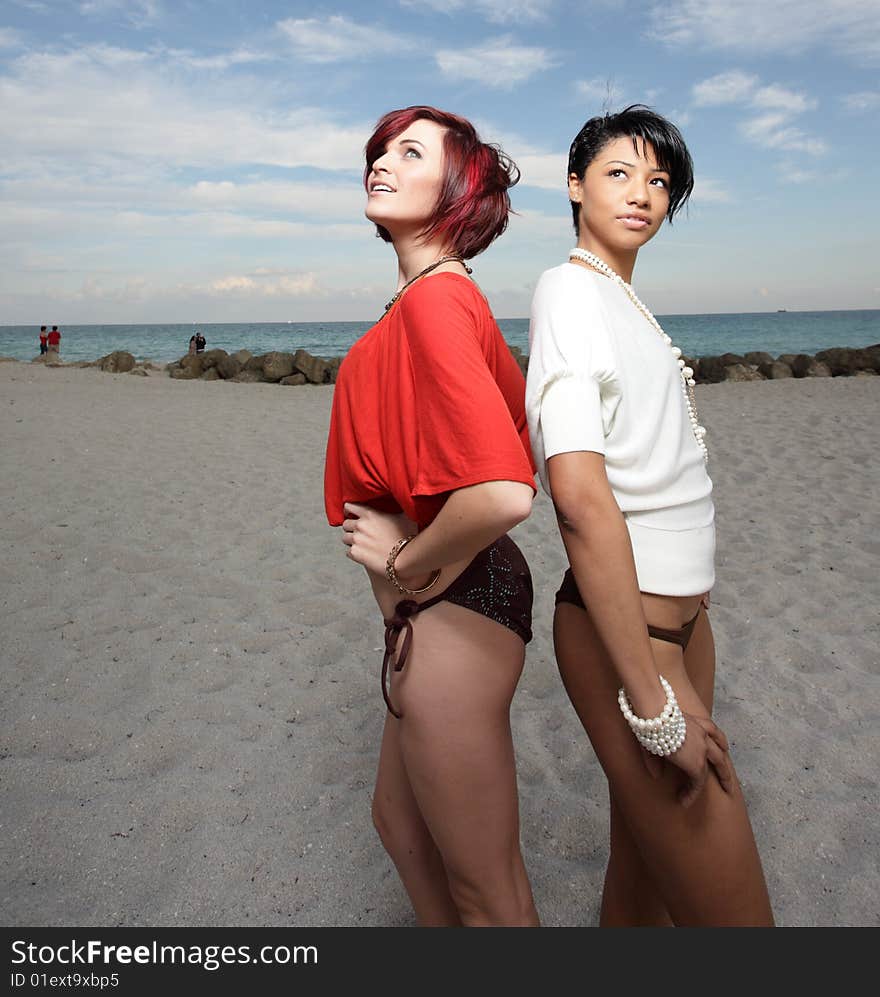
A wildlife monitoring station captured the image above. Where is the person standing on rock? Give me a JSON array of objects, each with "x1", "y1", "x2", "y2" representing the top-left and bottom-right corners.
[
  {"x1": 324, "y1": 106, "x2": 539, "y2": 926},
  {"x1": 39, "y1": 326, "x2": 48, "y2": 355},
  {"x1": 526, "y1": 105, "x2": 773, "y2": 926},
  {"x1": 195, "y1": 332, "x2": 206, "y2": 353}
]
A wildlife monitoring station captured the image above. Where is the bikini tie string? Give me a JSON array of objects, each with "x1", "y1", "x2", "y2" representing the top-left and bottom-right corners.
[{"x1": 381, "y1": 599, "x2": 420, "y2": 718}]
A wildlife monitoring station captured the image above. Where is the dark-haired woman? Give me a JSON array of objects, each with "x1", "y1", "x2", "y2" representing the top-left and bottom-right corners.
[
  {"x1": 324, "y1": 107, "x2": 539, "y2": 926},
  {"x1": 526, "y1": 106, "x2": 773, "y2": 925}
]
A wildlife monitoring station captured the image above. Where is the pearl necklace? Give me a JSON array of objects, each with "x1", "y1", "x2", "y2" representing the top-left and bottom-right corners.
[
  {"x1": 383, "y1": 255, "x2": 473, "y2": 315},
  {"x1": 569, "y1": 247, "x2": 708, "y2": 461}
]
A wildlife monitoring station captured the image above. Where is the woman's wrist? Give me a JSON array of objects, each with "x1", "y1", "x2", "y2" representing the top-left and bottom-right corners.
[
  {"x1": 386, "y1": 536, "x2": 439, "y2": 594},
  {"x1": 626, "y1": 674, "x2": 668, "y2": 720}
]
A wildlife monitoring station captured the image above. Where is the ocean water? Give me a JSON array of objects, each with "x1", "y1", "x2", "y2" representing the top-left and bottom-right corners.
[{"x1": 2, "y1": 310, "x2": 877, "y2": 366}]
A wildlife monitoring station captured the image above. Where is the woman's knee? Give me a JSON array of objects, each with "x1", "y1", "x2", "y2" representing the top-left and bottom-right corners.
[{"x1": 371, "y1": 794, "x2": 436, "y2": 866}]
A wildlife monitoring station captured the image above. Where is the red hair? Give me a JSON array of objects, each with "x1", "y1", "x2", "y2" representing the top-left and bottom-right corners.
[{"x1": 364, "y1": 105, "x2": 519, "y2": 259}]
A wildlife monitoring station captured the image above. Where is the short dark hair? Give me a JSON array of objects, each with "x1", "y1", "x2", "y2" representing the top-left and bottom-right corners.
[
  {"x1": 567, "y1": 104, "x2": 694, "y2": 232},
  {"x1": 365, "y1": 105, "x2": 520, "y2": 259}
]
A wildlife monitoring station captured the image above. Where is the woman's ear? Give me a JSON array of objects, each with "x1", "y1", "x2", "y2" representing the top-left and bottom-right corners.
[{"x1": 568, "y1": 172, "x2": 583, "y2": 203}]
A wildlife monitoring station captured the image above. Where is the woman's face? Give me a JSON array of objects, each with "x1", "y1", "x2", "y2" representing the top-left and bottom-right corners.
[
  {"x1": 365, "y1": 118, "x2": 446, "y2": 239},
  {"x1": 569, "y1": 134, "x2": 670, "y2": 254}
]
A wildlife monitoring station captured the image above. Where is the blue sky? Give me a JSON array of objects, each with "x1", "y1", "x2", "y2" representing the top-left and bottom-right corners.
[{"x1": 1, "y1": 0, "x2": 878, "y2": 323}]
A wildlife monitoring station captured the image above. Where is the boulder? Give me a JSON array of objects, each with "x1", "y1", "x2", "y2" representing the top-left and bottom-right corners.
[
  {"x1": 217, "y1": 354, "x2": 243, "y2": 379},
  {"x1": 785, "y1": 354, "x2": 815, "y2": 378},
  {"x1": 293, "y1": 349, "x2": 333, "y2": 384},
  {"x1": 233, "y1": 349, "x2": 252, "y2": 365},
  {"x1": 262, "y1": 351, "x2": 296, "y2": 382},
  {"x1": 200, "y1": 367, "x2": 221, "y2": 380},
  {"x1": 325, "y1": 356, "x2": 342, "y2": 383},
  {"x1": 724, "y1": 363, "x2": 764, "y2": 382},
  {"x1": 96, "y1": 350, "x2": 136, "y2": 373},
  {"x1": 280, "y1": 373, "x2": 307, "y2": 386},
  {"x1": 168, "y1": 354, "x2": 204, "y2": 379},
  {"x1": 128, "y1": 367, "x2": 149, "y2": 376},
  {"x1": 198, "y1": 348, "x2": 227, "y2": 371},
  {"x1": 244, "y1": 354, "x2": 268, "y2": 373},
  {"x1": 744, "y1": 351, "x2": 774, "y2": 365},
  {"x1": 854, "y1": 369, "x2": 877, "y2": 376},
  {"x1": 694, "y1": 355, "x2": 727, "y2": 384},
  {"x1": 509, "y1": 345, "x2": 529, "y2": 377},
  {"x1": 719, "y1": 352, "x2": 747, "y2": 366},
  {"x1": 758, "y1": 361, "x2": 794, "y2": 379},
  {"x1": 231, "y1": 369, "x2": 266, "y2": 383},
  {"x1": 806, "y1": 360, "x2": 832, "y2": 377},
  {"x1": 814, "y1": 347, "x2": 877, "y2": 376}
]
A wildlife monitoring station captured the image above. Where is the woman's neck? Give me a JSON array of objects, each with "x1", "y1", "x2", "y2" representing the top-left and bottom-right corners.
[{"x1": 393, "y1": 237, "x2": 460, "y2": 290}]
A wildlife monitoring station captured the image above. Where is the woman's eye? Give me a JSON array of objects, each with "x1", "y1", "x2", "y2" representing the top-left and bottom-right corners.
[
  {"x1": 403, "y1": 148, "x2": 421, "y2": 159},
  {"x1": 651, "y1": 177, "x2": 669, "y2": 188},
  {"x1": 608, "y1": 169, "x2": 626, "y2": 178}
]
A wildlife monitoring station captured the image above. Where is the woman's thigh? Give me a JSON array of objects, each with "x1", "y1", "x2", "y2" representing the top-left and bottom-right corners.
[
  {"x1": 388, "y1": 601, "x2": 527, "y2": 875},
  {"x1": 554, "y1": 603, "x2": 772, "y2": 925}
]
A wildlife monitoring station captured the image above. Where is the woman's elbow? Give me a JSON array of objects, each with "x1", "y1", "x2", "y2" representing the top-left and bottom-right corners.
[{"x1": 488, "y1": 480, "x2": 534, "y2": 532}]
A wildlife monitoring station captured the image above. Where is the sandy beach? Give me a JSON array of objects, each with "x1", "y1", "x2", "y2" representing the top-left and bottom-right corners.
[{"x1": 1, "y1": 361, "x2": 878, "y2": 927}]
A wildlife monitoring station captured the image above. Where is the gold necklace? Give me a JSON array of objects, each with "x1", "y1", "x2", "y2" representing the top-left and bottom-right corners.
[{"x1": 383, "y1": 255, "x2": 473, "y2": 315}]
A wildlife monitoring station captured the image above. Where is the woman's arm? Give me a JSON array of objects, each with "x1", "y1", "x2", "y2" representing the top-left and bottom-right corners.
[
  {"x1": 549, "y1": 448, "x2": 733, "y2": 805},
  {"x1": 548, "y1": 449, "x2": 666, "y2": 718},
  {"x1": 342, "y1": 479, "x2": 533, "y2": 587}
]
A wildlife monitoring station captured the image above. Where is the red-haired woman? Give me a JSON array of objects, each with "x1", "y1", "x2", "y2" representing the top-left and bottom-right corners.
[{"x1": 324, "y1": 107, "x2": 539, "y2": 926}]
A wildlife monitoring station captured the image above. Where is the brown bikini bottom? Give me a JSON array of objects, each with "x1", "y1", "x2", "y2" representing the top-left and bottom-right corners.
[
  {"x1": 554, "y1": 568, "x2": 701, "y2": 650},
  {"x1": 381, "y1": 534, "x2": 533, "y2": 718}
]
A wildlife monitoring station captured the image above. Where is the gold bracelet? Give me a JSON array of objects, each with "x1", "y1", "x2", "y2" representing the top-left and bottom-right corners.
[{"x1": 385, "y1": 536, "x2": 441, "y2": 595}]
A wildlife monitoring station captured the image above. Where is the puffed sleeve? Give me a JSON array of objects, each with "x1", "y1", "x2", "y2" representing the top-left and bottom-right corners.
[
  {"x1": 399, "y1": 277, "x2": 536, "y2": 500},
  {"x1": 525, "y1": 266, "x2": 620, "y2": 494}
]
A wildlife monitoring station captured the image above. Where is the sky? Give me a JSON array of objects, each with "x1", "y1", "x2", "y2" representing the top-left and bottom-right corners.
[{"x1": 1, "y1": 0, "x2": 878, "y2": 324}]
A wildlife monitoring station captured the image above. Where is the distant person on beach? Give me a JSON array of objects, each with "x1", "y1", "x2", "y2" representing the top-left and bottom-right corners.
[
  {"x1": 39, "y1": 326, "x2": 48, "y2": 355},
  {"x1": 324, "y1": 106, "x2": 539, "y2": 926},
  {"x1": 188, "y1": 334, "x2": 197, "y2": 356},
  {"x1": 525, "y1": 105, "x2": 773, "y2": 925},
  {"x1": 195, "y1": 332, "x2": 206, "y2": 353},
  {"x1": 47, "y1": 325, "x2": 61, "y2": 354}
]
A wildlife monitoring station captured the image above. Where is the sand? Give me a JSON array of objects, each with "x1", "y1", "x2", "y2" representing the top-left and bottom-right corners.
[{"x1": 1, "y1": 362, "x2": 878, "y2": 927}]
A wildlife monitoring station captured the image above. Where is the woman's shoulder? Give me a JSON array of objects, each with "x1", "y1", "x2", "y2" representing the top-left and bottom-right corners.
[
  {"x1": 532, "y1": 263, "x2": 610, "y2": 323},
  {"x1": 400, "y1": 271, "x2": 485, "y2": 312}
]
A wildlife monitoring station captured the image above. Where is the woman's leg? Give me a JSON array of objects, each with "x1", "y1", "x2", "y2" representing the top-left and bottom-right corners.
[
  {"x1": 374, "y1": 600, "x2": 538, "y2": 926},
  {"x1": 372, "y1": 713, "x2": 462, "y2": 926},
  {"x1": 555, "y1": 602, "x2": 773, "y2": 926},
  {"x1": 599, "y1": 610, "x2": 716, "y2": 926}
]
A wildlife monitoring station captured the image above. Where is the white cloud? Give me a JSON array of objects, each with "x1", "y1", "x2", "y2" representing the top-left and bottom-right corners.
[
  {"x1": 651, "y1": 0, "x2": 880, "y2": 62},
  {"x1": 692, "y1": 72, "x2": 823, "y2": 156},
  {"x1": 740, "y1": 113, "x2": 827, "y2": 156},
  {"x1": 575, "y1": 78, "x2": 624, "y2": 108},
  {"x1": 436, "y1": 35, "x2": 557, "y2": 88},
  {"x1": 210, "y1": 272, "x2": 319, "y2": 297},
  {"x1": 79, "y1": 0, "x2": 161, "y2": 27},
  {"x1": 277, "y1": 16, "x2": 411, "y2": 63},
  {"x1": 0, "y1": 44, "x2": 370, "y2": 173},
  {"x1": 160, "y1": 47, "x2": 275, "y2": 72},
  {"x1": 401, "y1": 0, "x2": 552, "y2": 22},
  {"x1": 690, "y1": 178, "x2": 731, "y2": 203},
  {"x1": 841, "y1": 91, "x2": 880, "y2": 112},
  {"x1": 692, "y1": 71, "x2": 758, "y2": 106},
  {"x1": 752, "y1": 85, "x2": 817, "y2": 114},
  {"x1": 0, "y1": 27, "x2": 25, "y2": 48}
]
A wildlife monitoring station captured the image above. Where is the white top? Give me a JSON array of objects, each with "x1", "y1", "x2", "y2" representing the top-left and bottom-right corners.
[{"x1": 525, "y1": 262, "x2": 715, "y2": 596}]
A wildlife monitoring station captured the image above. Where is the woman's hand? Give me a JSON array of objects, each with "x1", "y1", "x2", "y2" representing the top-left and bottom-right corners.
[
  {"x1": 341, "y1": 502, "x2": 418, "y2": 577},
  {"x1": 650, "y1": 712, "x2": 733, "y2": 808}
]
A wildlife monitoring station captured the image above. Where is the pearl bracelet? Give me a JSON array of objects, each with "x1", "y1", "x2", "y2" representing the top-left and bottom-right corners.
[{"x1": 617, "y1": 675, "x2": 687, "y2": 756}]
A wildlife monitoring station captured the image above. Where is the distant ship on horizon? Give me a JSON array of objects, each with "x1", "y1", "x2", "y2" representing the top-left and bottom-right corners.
[{"x1": 777, "y1": 308, "x2": 787, "y2": 313}]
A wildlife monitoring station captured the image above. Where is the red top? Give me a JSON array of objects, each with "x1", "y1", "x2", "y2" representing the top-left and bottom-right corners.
[
  {"x1": 324, "y1": 273, "x2": 535, "y2": 529},
  {"x1": 47, "y1": 330, "x2": 61, "y2": 345},
  {"x1": 39, "y1": 332, "x2": 48, "y2": 344}
]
